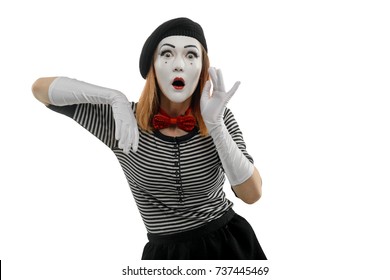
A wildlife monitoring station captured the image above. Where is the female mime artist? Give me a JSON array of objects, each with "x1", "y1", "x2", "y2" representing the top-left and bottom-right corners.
[{"x1": 32, "y1": 17, "x2": 267, "y2": 260}]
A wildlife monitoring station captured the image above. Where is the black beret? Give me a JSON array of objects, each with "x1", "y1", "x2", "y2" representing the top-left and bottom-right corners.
[{"x1": 139, "y1": 17, "x2": 208, "y2": 79}]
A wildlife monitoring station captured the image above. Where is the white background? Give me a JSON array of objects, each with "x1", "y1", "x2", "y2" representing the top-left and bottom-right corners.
[{"x1": 1, "y1": 0, "x2": 389, "y2": 279}]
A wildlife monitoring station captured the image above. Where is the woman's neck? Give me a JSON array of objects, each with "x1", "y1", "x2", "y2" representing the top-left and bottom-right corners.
[{"x1": 160, "y1": 95, "x2": 192, "y2": 117}]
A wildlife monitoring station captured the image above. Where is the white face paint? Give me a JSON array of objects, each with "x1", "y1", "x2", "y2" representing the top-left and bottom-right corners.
[{"x1": 154, "y1": 35, "x2": 202, "y2": 104}]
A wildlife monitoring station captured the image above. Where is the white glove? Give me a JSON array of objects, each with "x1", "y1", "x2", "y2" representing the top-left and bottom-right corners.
[
  {"x1": 49, "y1": 77, "x2": 139, "y2": 153},
  {"x1": 200, "y1": 68, "x2": 254, "y2": 186}
]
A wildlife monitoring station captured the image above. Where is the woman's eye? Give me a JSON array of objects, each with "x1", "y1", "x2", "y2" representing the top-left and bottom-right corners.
[
  {"x1": 186, "y1": 52, "x2": 198, "y2": 59},
  {"x1": 161, "y1": 51, "x2": 172, "y2": 58}
]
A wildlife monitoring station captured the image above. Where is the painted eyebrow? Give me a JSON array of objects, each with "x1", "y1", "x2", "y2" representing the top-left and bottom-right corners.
[
  {"x1": 160, "y1": 43, "x2": 175, "y2": 49},
  {"x1": 184, "y1": 45, "x2": 199, "y2": 49}
]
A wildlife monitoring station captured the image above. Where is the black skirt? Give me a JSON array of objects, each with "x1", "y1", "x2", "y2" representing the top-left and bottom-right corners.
[{"x1": 141, "y1": 209, "x2": 267, "y2": 260}]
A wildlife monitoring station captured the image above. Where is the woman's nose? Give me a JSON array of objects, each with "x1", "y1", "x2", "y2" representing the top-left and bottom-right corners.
[{"x1": 173, "y1": 57, "x2": 184, "y2": 72}]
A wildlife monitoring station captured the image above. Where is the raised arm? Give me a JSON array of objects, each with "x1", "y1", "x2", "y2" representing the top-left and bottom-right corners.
[
  {"x1": 31, "y1": 77, "x2": 139, "y2": 153},
  {"x1": 200, "y1": 68, "x2": 262, "y2": 204}
]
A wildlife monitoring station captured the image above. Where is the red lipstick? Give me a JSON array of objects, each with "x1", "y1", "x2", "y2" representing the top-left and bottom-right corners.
[{"x1": 172, "y1": 77, "x2": 185, "y2": 90}]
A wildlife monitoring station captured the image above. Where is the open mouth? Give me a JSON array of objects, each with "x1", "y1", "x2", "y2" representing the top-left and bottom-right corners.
[{"x1": 172, "y1": 77, "x2": 185, "y2": 90}]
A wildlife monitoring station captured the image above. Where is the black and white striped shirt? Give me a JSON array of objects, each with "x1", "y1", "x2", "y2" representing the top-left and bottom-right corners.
[{"x1": 49, "y1": 102, "x2": 253, "y2": 235}]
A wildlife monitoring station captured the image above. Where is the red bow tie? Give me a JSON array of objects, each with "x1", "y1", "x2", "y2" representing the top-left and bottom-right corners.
[{"x1": 152, "y1": 108, "x2": 196, "y2": 132}]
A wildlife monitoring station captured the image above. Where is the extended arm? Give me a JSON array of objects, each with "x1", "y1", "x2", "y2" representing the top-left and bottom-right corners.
[{"x1": 32, "y1": 77, "x2": 139, "y2": 153}]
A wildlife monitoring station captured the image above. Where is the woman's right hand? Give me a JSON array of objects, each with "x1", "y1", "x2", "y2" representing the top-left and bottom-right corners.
[{"x1": 110, "y1": 94, "x2": 139, "y2": 154}]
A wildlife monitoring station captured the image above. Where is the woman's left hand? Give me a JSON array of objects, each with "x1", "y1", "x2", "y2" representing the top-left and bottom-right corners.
[{"x1": 200, "y1": 67, "x2": 240, "y2": 133}]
